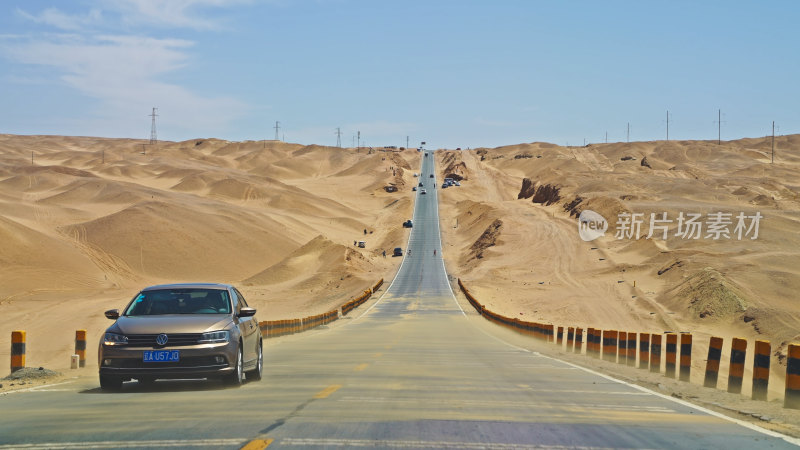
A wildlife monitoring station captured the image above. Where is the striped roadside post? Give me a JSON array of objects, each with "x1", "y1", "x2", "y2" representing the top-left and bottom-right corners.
[
  {"x1": 618, "y1": 331, "x2": 627, "y2": 365},
  {"x1": 650, "y1": 334, "x2": 662, "y2": 373},
  {"x1": 786, "y1": 344, "x2": 800, "y2": 409},
  {"x1": 587, "y1": 328, "x2": 596, "y2": 357},
  {"x1": 751, "y1": 340, "x2": 770, "y2": 401},
  {"x1": 704, "y1": 336, "x2": 723, "y2": 388},
  {"x1": 566, "y1": 327, "x2": 574, "y2": 351},
  {"x1": 75, "y1": 330, "x2": 87, "y2": 368},
  {"x1": 728, "y1": 338, "x2": 747, "y2": 394},
  {"x1": 665, "y1": 333, "x2": 678, "y2": 378},
  {"x1": 639, "y1": 333, "x2": 650, "y2": 370},
  {"x1": 627, "y1": 332, "x2": 637, "y2": 367},
  {"x1": 11, "y1": 330, "x2": 26, "y2": 373},
  {"x1": 603, "y1": 330, "x2": 618, "y2": 363},
  {"x1": 679, "y1": 333, "x2": 692, "y2": 382},
  {"x1": 557, "y1": 326, "x2": 564, "y2": 346},
  {"x1": 574, "y1": 328, "x2": 583, "y2": 354}
]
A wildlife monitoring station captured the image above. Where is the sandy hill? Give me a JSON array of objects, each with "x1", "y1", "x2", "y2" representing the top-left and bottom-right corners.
[
  {"x1": 0, "y1": 135, "x2": 417, "y2": 371},
  {"x1": 437, "y1": 135, "x2": 800, "y2": 398}
]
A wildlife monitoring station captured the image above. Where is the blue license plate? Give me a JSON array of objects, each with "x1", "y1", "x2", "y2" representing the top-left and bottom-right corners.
[{"x1": 142, "y1": 350, "x2": 179, "y2": 362}]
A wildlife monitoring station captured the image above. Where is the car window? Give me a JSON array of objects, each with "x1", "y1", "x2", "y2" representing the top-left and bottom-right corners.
[
  {"x1": 234, "y1": 288, "x2": 249, "y2": 307},
  {"x1": 124, "y1": 289, "x2": 231, "y2": 315}
]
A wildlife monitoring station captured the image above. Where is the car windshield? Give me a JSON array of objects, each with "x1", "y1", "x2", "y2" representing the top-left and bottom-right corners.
[{"x1": 124, "y1": 288, "x2": 231, "y2": 316}]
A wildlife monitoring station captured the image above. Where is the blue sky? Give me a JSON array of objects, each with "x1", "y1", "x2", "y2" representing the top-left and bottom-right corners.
[{"x1": 1, "y1": 0, "x2": 798, "y2": 149}]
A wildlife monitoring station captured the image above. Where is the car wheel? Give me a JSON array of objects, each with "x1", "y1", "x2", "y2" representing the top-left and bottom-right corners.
[
  {"x1": 224, "y1": 345, "x2": 243, "y2": 386},
  {"x1": 246, "y1": 340, "x2": 263, "y2": 382},
  {"x1": 99, "y1": 374, "x2": 122, "y2": 391}
]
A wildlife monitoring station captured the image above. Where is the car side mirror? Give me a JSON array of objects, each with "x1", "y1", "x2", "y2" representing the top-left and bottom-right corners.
[
  {"x1": 104, "y1": 309, "x2": 120, "y2": 320},
  {"x1": 238, "y1": 307, "x2": 257, "y2": 318}
]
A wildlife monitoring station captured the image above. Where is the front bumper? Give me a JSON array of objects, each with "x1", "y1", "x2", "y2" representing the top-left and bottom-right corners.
[{"x1": 98, "y1": 341, "x2": 236, "y2": 380}]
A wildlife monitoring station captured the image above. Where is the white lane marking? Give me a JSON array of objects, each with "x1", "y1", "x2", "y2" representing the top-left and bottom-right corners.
[
  {"x1": 279, "y1": 438, "x2": 638, "y2": 449},
  {"x1": 0, "y1": 380, "x2": 77, "y2": 396},
  {"x1": 0, "y1": 439, "x2": 246, "y2": 449},
  {"x1": 468, "y1": 323, "x2": 800, "y2": 446},
  {"x1": 335, "y1": 396, "x2": 675, "y2": 412},
  {"x1": 429, "y1": 152, "x2": 461, "y2": 313}
]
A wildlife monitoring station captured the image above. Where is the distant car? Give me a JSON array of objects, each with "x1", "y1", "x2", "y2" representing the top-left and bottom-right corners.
[
  {"x1": 413, "y1": 173, "x2": 418, "y2": 177},
  {"x1": 98, "y1": 283, "x2": 262, "y2": 390},
  {"x1": 454, "y1": 181, "x2": 460, "y2": 186},
  {"x1": 403, "y1": 220, "x2": 413, "y2": 228},
  {"x1": 418, "y1": 182, "x2": 423, "y2": 187},
  {"x1": 393, "y1": 247, "x2": 403, "y2": 256},
  {"x1": 424, "y1": 153, "x2": 428, "y2": 157},
  {"x1": 429, "y1": 174, "x2": 434, "y2": 178},
  {"x1": 412, "y1": 187, "x2": 417, "y2": 191},
  {"x1": 420, "y1": 189, "x2": 427, "y2": 194},
  {"x1": 441, "y1": 183, "x2": 448, "y2": 189}
]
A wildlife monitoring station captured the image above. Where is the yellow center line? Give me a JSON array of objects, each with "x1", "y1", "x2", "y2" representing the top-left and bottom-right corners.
[
  {"x1": 240, "y1": 438, "x2": 273, "y2": 450},
  {"x1": 354, "y1": 363, "x2": 369, "y2": 372},
  {"x1": 313, "y1": 384, "x2": 342, "y2": 399}
]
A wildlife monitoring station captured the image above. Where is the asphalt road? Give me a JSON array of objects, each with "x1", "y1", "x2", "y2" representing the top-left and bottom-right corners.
[{"x1": 0, "y1": 152, "x2": 798, "y2": 449}]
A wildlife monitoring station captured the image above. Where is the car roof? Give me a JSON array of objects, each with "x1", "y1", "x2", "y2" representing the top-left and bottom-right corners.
[{"x1": 141, "y1": 283, "x2": 232, "y2": 291}]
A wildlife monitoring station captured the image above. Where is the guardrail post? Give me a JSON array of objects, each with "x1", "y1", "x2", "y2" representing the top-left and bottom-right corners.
[
  {"x1": 679, "y1": 333, "x2": 692, "y2": 382},
  {"x1": 574, "y1": 328, "x2": 583, "y2": 354},
  {"x1": 704, "y1": 336, "x2": 723, "y2": 388},
  {"x1": 603, "y1": 330, "x2": 617, "y2": 362},
  {"x1": 566, "y1": 327, "x2": 574, "y2": 351},
  {"x1": 728, "y1": 337, "x2": 747, "y2": 394},
  {"x1": 11, "y1": 330, "x2": 26, "y2": 373},
  {"x1": 556, "y1": 326, "x2": 563, "y2": 346},
  {"x1": 639, "y1": 333, "x2": 650, "y2": 370},
  {"x1": 665, "y1": 333, "x2": 678, "y2": 378},
  {"x1": 752, "y1": 340, "x2": 770, "y2": 401},
  {"x1": 75, "y1": 330, "x2": 87, "y2": 368},
  {"x1": 627, "y1": 332, "x2": 636, "y2": 367},
  {"x1": 650, "y1": 334, "x2": 662, "y2": 373},
  {"x1": 785, "y1": 344, "x2": 800, "y2": 409},
  {"x1": 618, "y1": 331, "x2": 627, "y2": 364}
]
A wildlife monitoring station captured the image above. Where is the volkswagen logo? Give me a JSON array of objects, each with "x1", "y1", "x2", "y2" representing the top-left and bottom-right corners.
[{"x1": 156, "y1": 333, "x2": 169, "y2": 346}]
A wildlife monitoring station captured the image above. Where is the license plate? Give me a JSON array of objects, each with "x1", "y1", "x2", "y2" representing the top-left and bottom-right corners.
[{"x1": 142, "y1": 350, "x2": 180, "y2": 362}]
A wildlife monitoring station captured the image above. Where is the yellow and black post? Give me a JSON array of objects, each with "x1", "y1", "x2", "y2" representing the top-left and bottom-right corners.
[
  {"x1": 650, "y1": 333, "x2": 662, "y2": 373},
  {"x1": 574, "y1": 328, "x2": 583, "y2": 354},
  {"x1": 639, "y1": 333, "x2": 650, "y2": 370},
  {"x1": 11, "y1": 330, "x2": 26, "y2": 373},
  {"x1": 752, "y1": 340, "x2": 770, "y2": 401},
  {"x1": 679, "y1": 333, "x2": 692, "y2": 382},
  {"x1": 617, "y1": 331, "x2": 628, "y2": 365},
  {"x1": 557, "y1": 326, "x2": 564, "y2": 346},
  {"x1": 75, "y1": 330, "x2": 87, "y2": 368},
  {"x1": 785, "y1": 344, "x2": 800, "y2": 409},
  {"x1": 728, "y1": 337, "x2": 747, "y2": 394},
  {"x1": 603, "y1": 330, "x2": 618, "y2": 363},
  {"x1": 566, "y1": 327, "x2": 574, "y2": 351},
  {"x1": 704, "y1": 336, "x2": 723, "y2": 388},
  {"x1": 665, "y1": 333, "x2": 678, "y2": 378},
  {"x1": 627, "y1": 332, "x2": 637, "y2": 367}
]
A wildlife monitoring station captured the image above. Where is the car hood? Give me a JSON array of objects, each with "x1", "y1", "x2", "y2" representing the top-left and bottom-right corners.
[{"x1": 109, "y1": 315, "x2": 232, "y2": 335}]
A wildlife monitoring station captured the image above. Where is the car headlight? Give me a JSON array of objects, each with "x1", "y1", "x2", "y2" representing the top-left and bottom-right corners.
[
  {"x1": 103, "y1": 332, "x2": 128, "y2": 346},
  {"x1": 198, "y1": 330, "x2": 229, "y2": 344}
]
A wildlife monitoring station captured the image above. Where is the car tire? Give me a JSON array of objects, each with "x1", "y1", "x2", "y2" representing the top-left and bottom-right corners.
[
  {"x1": 246, "y1": 340, "x2": 263, "y2": 382},
  {"x1": 99, "y1": 374, "x2": 122, "y2": 391},
  {"x1": 224, "y1": 345, "x2": 243, "y2": 386}
]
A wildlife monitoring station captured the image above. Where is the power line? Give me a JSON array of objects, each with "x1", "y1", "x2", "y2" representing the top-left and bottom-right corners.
[{"x1": 149, "y1": 107, "x2": 158, "y2": 145}]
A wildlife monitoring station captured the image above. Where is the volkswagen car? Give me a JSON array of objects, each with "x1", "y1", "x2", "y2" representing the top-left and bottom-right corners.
[{"x1": 98, "y1": 283, "x2": 262, "y2": 390}]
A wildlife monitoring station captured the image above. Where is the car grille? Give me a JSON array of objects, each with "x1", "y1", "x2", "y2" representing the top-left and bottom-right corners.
[
  {"x1": 125, "y1": 333, "x2": 203, "y2": 347},
  {"x1": 111, "y1": 356, "x2": 226, "y2": 369}
]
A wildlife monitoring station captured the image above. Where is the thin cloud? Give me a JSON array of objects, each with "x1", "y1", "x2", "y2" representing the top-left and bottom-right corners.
[
  {"x1": 104, "y1": 0, "x2": 254, "y2": 30},
  {"x1": 16, "y1": 7, "x2": 103, "y2": 31}
]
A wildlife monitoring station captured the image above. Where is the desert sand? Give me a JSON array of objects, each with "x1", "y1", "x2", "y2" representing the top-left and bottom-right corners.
[
  {"x1": 0, "y1": 135, "x2": 417, "y2": 373},
  {"x1": 436, "y1": 135, "x2": 800, "y2": 401}
]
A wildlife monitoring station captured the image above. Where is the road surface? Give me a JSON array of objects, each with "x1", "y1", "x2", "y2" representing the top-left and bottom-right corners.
[{"x1": 0, "y1": 152, "x2": 797, "y2": 449}]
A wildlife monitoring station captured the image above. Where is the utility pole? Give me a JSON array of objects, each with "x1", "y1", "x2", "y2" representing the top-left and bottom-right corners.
[
  {"x1": 357, "y1": 131, "x2": 360, "y2": 149},
  {"x1": 274, "y1": 121, "x2": 280, "y2": 141},
  {"x1": 772, "y1": 121, "x2": 775, "y2": 164},
  {"x1": 605, "y1": 131, "x2": 608, "y2": 143},
  {"x1": 406, "y1": 135, "x2": 409, "y2": 149},
  {"x1": 718, "y1": 109, "x2": 721, "y2": 145},
  {"x1": 336, "y1": 128, "x2": 342, "y2": 147},
  {"x1": 627, "y1": 122, "x2": 630, "y2": 142},
  {"x1": 666, "y1": 110, "x2": 669, "y2": 141},
  {"x1": 149, "y1": 107, "x2": 158, "y2": 145}
]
